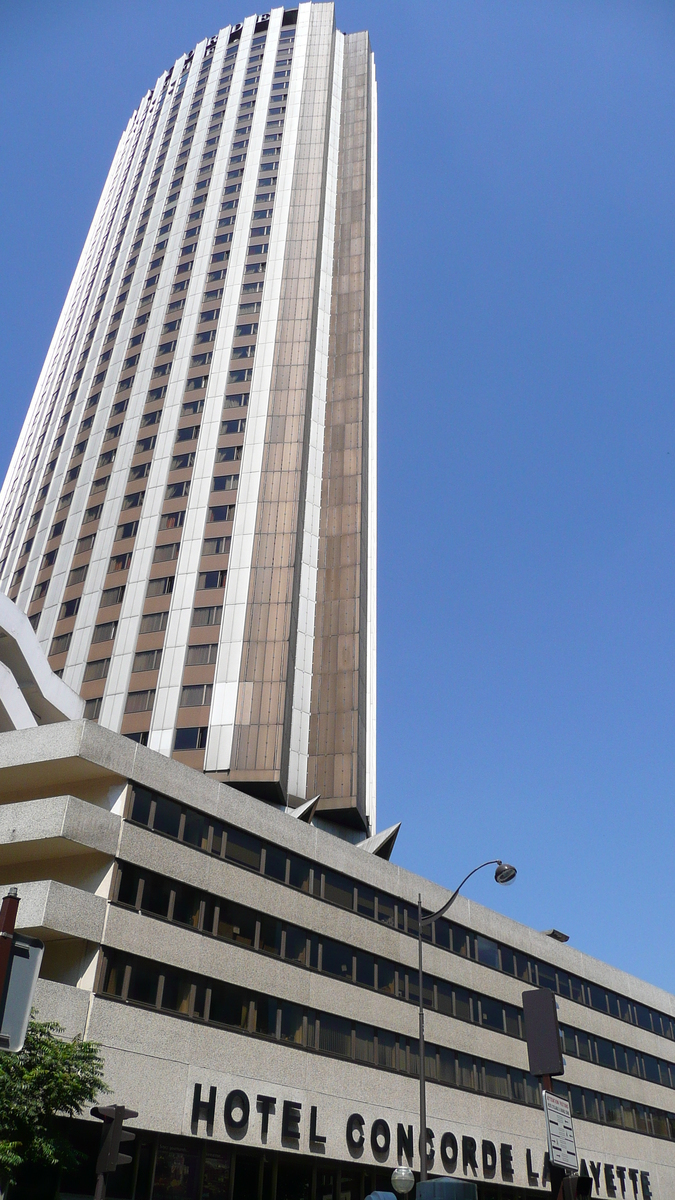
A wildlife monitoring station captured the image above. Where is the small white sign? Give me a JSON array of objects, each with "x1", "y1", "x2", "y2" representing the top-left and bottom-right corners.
[{"x1": 543, "y1": 1090, "x2": 579, "y2": 1171}]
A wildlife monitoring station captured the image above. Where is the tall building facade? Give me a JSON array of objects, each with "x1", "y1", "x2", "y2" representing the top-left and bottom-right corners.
[{"x1": 0, "y1": 3, "x2": 376, "y2": 832}]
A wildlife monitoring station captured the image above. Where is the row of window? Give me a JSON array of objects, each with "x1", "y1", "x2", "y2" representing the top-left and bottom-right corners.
[
  {"x1": 26, "y1": 49, "x2": 200, "y2": 629},
  {"x1": 58, "y1": 42, "x2": 236, "y2": 698},
  {"x1": 111, "y1": 857, "x2": 675, "y2": 1093},
  {"x1": 127, "y1": 784, "x2": 675, "y2": 1044},
  {"x1": 108, "y1": 33, "x2": 276, "y2": 731},
  {"x1": 10, "y1": 76, "x2": 175, "y2": 611},
  {"x1": 98, "y1": 949, "x2": 675, "y2": 1143},
  {"x1": 105, "y1": 28, "x2": 294, "y2": 740}
]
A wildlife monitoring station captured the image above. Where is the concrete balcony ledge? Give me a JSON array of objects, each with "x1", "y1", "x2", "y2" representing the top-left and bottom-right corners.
[
  {"x1": 11, "y1": 878, "x2": 107, "y2": 943},
  {"x1": 31, "y1": 977, "x2": 90, "y2": 1039},
  {"x1": 0, "y1": 795, "x2": 120, "y2": 865}
]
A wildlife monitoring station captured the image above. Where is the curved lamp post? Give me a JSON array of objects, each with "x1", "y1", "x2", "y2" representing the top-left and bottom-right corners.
[{"x1": 417, "y1": 860, "x2": 517, "y2": 1182}]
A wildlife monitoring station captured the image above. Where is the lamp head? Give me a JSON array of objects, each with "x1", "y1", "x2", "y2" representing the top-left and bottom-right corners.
[
  {"x1": 391, "y1": 1166, "x2": 415, "y2": 1194},
  {"x1": 494, "y1": 861, "x2": 517, "y2": 885}
]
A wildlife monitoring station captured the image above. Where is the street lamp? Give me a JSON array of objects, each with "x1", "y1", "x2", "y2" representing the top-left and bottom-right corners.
[
  {"x1": 391, "y1": 1165, "x2": 415, "y2": 1194},
  {"x1": 416, "y1": 860, "x2": 517, "y2": 1182}
]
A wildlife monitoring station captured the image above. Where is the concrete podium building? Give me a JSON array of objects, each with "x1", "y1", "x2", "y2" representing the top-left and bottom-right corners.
[
  {"x1": 1, "y1": 721, "x2": 674, "y2": 1200},
  {"x1": 1, "y1": 5, "x2": 675, "y2": 1200}
]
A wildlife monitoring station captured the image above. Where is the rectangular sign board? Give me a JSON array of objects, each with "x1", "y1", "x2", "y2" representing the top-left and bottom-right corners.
[
  {"x1": 0, "y1": 934, "x2": 44, "y2": 1053},
  {"x1": 543, "y1": 1090, "x2": 578, "y2": 1171}
]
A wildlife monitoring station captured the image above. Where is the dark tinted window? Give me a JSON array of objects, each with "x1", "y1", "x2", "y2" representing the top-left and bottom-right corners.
[
  {"x1": 356, "y1": 952, "x2": 374, "y2": 988},
  {"x1": 183, "y1": 809, "x2": 209, "y2": 850},
  {"x1": 324, "y1": 871, "x2": 353, "y2": 910},
  {"x1": 103, "y1": 955, "x2": 125, "y2": 997},
  {"x1": 280, "y1": 1001, "x2": 303, "y2": 1044},
  {"x1": 117, "y1": 864, "x2": 140, "y2": 907},
  {"x1": 319, "y1": 1013, "x2": 351, "y2": 1057},
  {"x1": 161, "y1": 971, "x2": 191, "y2": 1014},
  {"x1": 211, "y1": 822, "x2": 224, "y2": 856},
  {"x1": 500, "y1": 945, "x2": 515, "y2": 975},
  {"x1": 451, "y1": 925, "x2": 468, "y2": 957},
  {"x1": 217, "y1": 900, "x2": 255, "y2": 945},
  {"x1": 259, "y1": 915, "x2": 281, "y2": 956},
  {"x1": 377, "y1": 960, "x2": 395, "y2": 996},
  {"x1": 596, "y1": 1038, "x2": 615, "y2": 1070},
  {"x1": 288, "y1": 856, "x2": 310, "y2": 892},
  {"x1": 127, "y1": 961, "x2": 159, "y2": 1006},
  {"x1": 455, "y1": 987, "x2": 472, "y2": 1023},
  {"x1": 485, "y1": 1060, "x2": 509, "y2": 1098},
  {"x1": 434, "y1": 919, "x2": 451, "y2": 950},
  {"x1": 141, "y1": 875, "x2": 172, "y2": 919},
  {"x1": 173, "y1": 884, "x2": 201, "y2": 928},
  {"x1": 537, "y1": 962, "x2": 557, "y2": 992},
  {"x1": 264, "y1": 845, "x2": 286, "y2": 882},
  {"x1": 513, "y1": 952, "x2": 531, "y2": 983},
  {"x1": 130, "y1": 787, "x2": 152, "y2": 825},
  {"x1": 643, "y1": 1055, "x2": 660, "y2": 1085},
  {"x1": 255, "y1": 996, "x2": 277, "y2": 1036},
  {"x1": 357, "y1": 885, "x2": 375, "y2": 919},
  {"x1": 284, "y1": 926, "x2": 307, "y2": 965},
  {"x1": 322, "y1": 940, "x2": 352, "y2": 980},
  {"x1": 588, "y1": 984, "x2": 608, "y2": 1014},
  {"x1": 210, "y1": 982, "x2": 248, "y2": 1028},
  {"x1": 355, "y1": 1024, "x2": 375, "y2": 1064},
  {"x1": 480, "y1": 996, "x2": 505, "y2": 1033},
  {"x1": 476, "y1": 936, "x2": 500, "y2": 970},
  {"x1": 377, "y1": 1029, "x2": 395, "y2": 1069},
  {"x1": 376, "y1": 894, "x2": 394, "y2": 927},
  {"x1": 635, "y1": 1004, "x2": 653, "y2": 1033},
  {"x1": 226, "y1": 828, "x2": 261, "y2": 871},
  {"x1": 153, "y1": 795, "x2": 181, "y2": 838},
  {"x1": 577, "y1": 1031, "x2": 593, "y2": 1061},
  {"x1": 437, "y1": 980, "x2": 453, "y2": 1017},
  {"x1": 505, "y1": 1004, "x2": 521, "y2": 1038}
]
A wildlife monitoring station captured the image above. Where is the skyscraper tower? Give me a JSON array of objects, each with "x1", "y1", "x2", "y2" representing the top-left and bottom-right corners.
[{"x1": 0, "y1": 4, "x2": 376, "y2": 832}]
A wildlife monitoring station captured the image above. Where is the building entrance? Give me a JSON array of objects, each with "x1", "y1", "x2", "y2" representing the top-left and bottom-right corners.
[{"x1": 58, "y1": 1124, "x2": 549, "y2": 1200}]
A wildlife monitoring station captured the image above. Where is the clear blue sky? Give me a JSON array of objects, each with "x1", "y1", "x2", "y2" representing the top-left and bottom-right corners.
[{"x1": 2, "y1": 1, "x2": 675, "y2": 991}]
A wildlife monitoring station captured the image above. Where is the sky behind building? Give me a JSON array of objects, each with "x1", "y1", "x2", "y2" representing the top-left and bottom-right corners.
[{"x1": 2, "y1": 1, "x2": 675, "y2": 990}]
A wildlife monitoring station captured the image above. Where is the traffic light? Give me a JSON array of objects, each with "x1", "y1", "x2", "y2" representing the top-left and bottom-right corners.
[
  {"x1": 91, "y1": 1104, "x2": 138, "y2": 1176},
  {"x1": 558, "y1": 1176, "x2": 593, "y2": 1199},
  {"x1": 522, "y1": 988, "x2": 564, "y2": 1077}
]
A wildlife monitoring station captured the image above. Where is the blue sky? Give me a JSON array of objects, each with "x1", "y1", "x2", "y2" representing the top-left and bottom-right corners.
[{"x1": 2, "y1": 1, "x2": 675, "y2": 990}]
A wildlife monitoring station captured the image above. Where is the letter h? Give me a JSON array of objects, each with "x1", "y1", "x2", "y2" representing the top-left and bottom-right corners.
[{"x1": 192, "y1": 1083, "x2": 217, "y2": 1136}]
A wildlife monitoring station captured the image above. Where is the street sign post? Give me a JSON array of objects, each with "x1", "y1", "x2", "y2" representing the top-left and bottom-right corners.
[
  {"x1": 0, "y1": 933, "x2": 44, "y2": 1052},
  {"x1": 543, "y1": 1091, "x2": 579, "y2": 1172},
  {"x1": 0, "y1": 888, "x2": 44, "y2": 1054}
]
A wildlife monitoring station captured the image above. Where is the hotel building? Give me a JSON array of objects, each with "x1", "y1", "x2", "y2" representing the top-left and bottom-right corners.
[{"x1": 0, "y1": 7, "x2": 674, "y2": 1200}]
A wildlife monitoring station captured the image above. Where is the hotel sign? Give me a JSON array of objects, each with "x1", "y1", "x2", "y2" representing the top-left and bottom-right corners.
[{"x1": 189, "y1": 1081, "x2": 654, "y2": 1198}]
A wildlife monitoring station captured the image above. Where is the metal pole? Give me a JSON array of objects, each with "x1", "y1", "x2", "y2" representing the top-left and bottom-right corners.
[
  {"x1": 541, "y1": 1075, "x2": 565, "y2": 1196},
  {"x1": 418, "y1": 893, "x2": 427, "y2": 1182}
]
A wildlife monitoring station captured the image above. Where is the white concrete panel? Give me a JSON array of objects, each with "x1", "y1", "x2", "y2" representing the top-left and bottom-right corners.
[
  {"x1": 287, "y1": 28, "x2": 344, "y2": 799},
  {"x1": 148, "y1": 12, "x2": 275, "y2": 754},
  {"x1": 204, "y1": 5, "x2": 313, "y2": 772}
]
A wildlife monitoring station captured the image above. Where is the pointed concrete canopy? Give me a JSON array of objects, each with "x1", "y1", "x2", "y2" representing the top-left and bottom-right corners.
[
  {"x1": 290, "y1": 795, "x2": 321, "y2": 823},
  {"x1": 358, "y1": 822, "x2": 401, "y2": 861}
]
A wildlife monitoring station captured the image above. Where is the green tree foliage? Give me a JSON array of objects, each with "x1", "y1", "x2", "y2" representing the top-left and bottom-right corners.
[{"x1": 0, "y1": 1016, "x2": 107, "y2": 1191}]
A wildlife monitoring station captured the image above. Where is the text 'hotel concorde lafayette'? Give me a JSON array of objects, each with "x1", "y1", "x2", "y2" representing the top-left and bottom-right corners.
[{"x1": 0, "y1": 2, "x2": 376, "y2": 832}]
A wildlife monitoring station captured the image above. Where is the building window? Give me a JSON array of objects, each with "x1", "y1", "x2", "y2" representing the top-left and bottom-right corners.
[
  {"x1": 83, "y1": 658, "x2": 110, "y2": 682},
  {"x1": 180, "y1": 684, "x2": 213, "y2": 708},
  {"x1": 125, "y1": 690, "x2": 156, "y2": 714}
]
